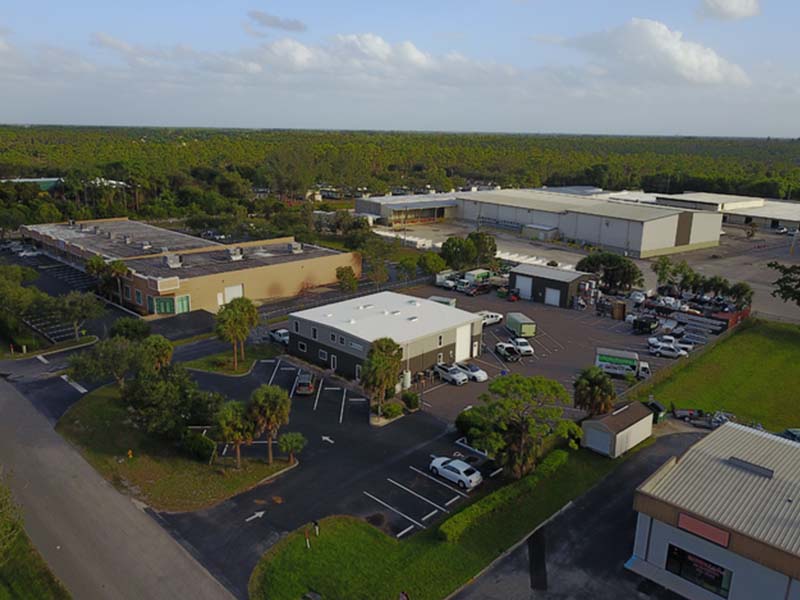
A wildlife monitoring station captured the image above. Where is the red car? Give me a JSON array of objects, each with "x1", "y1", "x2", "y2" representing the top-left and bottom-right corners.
[{"x1": 465, "y1": 283, "x2": 491, "y2": 296}]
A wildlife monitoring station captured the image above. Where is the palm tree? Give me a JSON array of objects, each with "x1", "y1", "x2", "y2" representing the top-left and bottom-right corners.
[
  {"x1": 85, "y1": 255, "x2": 108, "y2": 295},
  {"x1": 573, "y1": 367, "x2": 616, "y2": 416},
  {"x1": 249, "y1": 385, "x2": 291, "y2": 465},
  {"x1": 215, "y1": 307, "x2": 246, "y2": 371},
  {"x1": 107, "y1": 260, "x2": 128, "y2": 302},
  {"x1": 227, "y1": 297, "x2": 259, "y2": 362},
  {"x1": 278, "y1": 432, "x2": 307, "y2": 465},
  {"x1": 729, "y1": 281, "x2": 754, "y2": 309},
  {"x1": 216, "y1": 402, "x2": 252, "y2": 470},
  {"x1": 140, "y1": 334, "x2": 174, "y2": 372},
  {"x1": 361, "y1": 337, "x2": 403, "y2": 418}
]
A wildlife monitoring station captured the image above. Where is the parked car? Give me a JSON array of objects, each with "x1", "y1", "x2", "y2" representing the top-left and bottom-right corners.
[
  {"x1": 428, "y1": 457, "x2": 483, "y2": 490},
  {"x1": 433, "y1": 363, "x2": 469, "y2": 385},
  {"x1": 454, "y1": 362, "x2": 488, "y2": 382},
  {"x1": 295, "y1": 372, "x2": 316, "y2": 395},
  {"x1": 477, "y1": 310, "x2": 503, "y2": 326},
  {"x1": 465, "y1": 283, "x2": 491, "y2": 296},
  {"x1": 508, "y1": 337, "x2": 534, "y2": 356},
  {"x1": 673, "y1": 408, "x2": 705, "y2": 421},
  {"x1": 269, "y1": 328, "x2": 290, "y2": 345},
  {"x1": 649, "y1": 343, "x2": 688, "y2": 359},
  {"x1": 648, "y1": 335, "x2": 694, "y2": 353},
  {"x1": 494, "y1": 342, "x2": 522, "y2": 362},
  {"x1": 776, "y1": 227, "x2": 789, "y2": 235}
]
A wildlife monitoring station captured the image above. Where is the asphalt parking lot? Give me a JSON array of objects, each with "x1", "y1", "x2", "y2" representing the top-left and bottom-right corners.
[
  {"x1": 160, "y1": 357, "x2": 500, "y2": 598},
  {"x1": 403, "y1": 284, "x2": 679, "y2": 422}
]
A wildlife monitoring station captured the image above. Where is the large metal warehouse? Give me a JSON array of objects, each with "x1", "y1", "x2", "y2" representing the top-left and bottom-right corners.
[
  {"x1": 508, "y1": 263, "x2": 594, "y2": 308},
  {"x1": 288, "y1": 291, "x2": 483, "y2": 380},
  {"x1": 356, "y1": 189, "x2": 722, "y2": 257},
  {"x1": 655, "y1": 192, "x2": 800, "y2": 230},
  {"x1": 628, "y1": 423, "x2": 800, "y2": 600}
]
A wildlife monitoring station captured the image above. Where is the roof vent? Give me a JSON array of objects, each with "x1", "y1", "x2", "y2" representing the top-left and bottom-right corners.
[
  {"x1": 160, "y1": 246, "x2": 169, "y2": 254},
  {"x1": 348, "y1": 318, "x2": 356, "y2": 324},
  {"x1": 611, "y1": 405, "x2": 629, "y2": 416},
  {"x1": 391, "y1": 310, "x2": 401, "y2": 316},
  {"x1": 228, "y1": 247, "x2": 244, "y2": 261},
  {"x1": 104, "y1": 230, "x2": 113, "y2": 239},
  {"x1": 325, "y1": 313, "x2": 333, "y2": 318},
  {"x1": 140, "y1": 240, "x2": 152, "y2": 250},
  {"x1": 162, "y1": 253, "x2": 182, "y2": 269},
  {"x1": 123, "y1": 235, "x2": 133, "y2": 245},
  {"x1": 288, "y1": 242, "x2": 303, "y2": 254},
  {"x1": 408, "y1": 300, "x2": 421, "y2": 306},
  {"x1": 727, "y1": 456, "x2": 774, "y2": 479},
  {"x1": 408, "y1": 316, "x2": 419, "y2": 322}
]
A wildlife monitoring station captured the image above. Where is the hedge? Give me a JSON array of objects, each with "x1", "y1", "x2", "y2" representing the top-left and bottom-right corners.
[{"x1": 438, "y1": 449, "x2": 569, "y2": 543}]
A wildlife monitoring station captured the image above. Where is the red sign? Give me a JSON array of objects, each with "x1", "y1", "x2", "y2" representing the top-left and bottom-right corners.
[{"x1": 678, "y1": 513, "x2": 730, "y2": 547}]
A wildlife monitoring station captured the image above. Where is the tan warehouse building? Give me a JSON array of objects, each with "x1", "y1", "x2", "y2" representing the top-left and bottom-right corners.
[{"x1": 21, "y1": 218, "x2": 361, "y2": 317}]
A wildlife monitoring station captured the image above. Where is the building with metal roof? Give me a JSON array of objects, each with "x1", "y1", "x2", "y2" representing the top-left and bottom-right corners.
[
  {"x1": 509, "y1": 263, "x2": 595, "y2": 308},
  {"x1": 356, "y1": 188, "x2": 722, "y2": 258},
  {"x1": 581, "y1": 401, "x2": 653, "y2": 458},
  {"x1": 655, "y1": 192, "x2": 800, "y2": 230},
  {"x1": 627, "y1": 423, "x2": 800, "y2": 599},
  {"x1": 288, "y1": 291, "x2": 482, "y2": 380}
]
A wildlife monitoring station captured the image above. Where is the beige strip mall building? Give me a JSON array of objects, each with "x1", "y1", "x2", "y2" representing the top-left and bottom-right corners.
[{"x1": 21, "y1": 218, "x2": 361, "y2": 317}]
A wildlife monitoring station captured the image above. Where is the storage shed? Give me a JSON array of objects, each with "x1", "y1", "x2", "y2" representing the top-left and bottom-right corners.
[
  {"x1": 582, "y1": 402, "x2": 653, "y2": 458},
  {"x1": 509, "y1": 264, "x2": 594, "y2": 308}
]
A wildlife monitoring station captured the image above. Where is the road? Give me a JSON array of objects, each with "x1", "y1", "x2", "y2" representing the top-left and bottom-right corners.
[
  {"x1": 452, "y1": 433, "x2": 704, "y2": 600},
  {"x1": 0, "y1": 378, "x2": 235, "y2": 600}
]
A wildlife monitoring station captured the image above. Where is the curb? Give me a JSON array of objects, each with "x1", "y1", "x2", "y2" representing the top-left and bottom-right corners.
[
  {"x1": 184, "y1": 357, "x2": 260, "y2": 378},
  {"x1": 6, "y1": 336, "x2": 99, "y2": 361},
  {"x1": 443, "y1": 499, "x2": 575, "y2": 600}
]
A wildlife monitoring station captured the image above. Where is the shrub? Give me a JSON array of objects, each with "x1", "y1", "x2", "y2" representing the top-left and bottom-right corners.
[
  {"x1": 455, "y1": 406, "x2": 491, "y2": 442},
  {"x1": 181, "y1": 432, "x2": 217, "y2": 462},
  {"x1": 546, "y1": 260, "x2": 559, "y2": 267},
  {"x1": 401, "y1": 391, "x2": 420, "y2": 410},
  {"x1": 373, "y1": 401, "x2": 404, "y2": 419},
  {"x1": 438, "y1": 449, "x2": 569, "y2": 543}
]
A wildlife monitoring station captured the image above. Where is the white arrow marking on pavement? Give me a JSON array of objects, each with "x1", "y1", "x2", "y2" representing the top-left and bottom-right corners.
[
  {"x1": 245, "y1": 511, "x2": 265, "y2": 523},
  {"x1": 322, "y1": 436, "x2": 335, "y2": 444},
  {"x1": 36, "y1": 354, "x2": 49, "y2": 364}
]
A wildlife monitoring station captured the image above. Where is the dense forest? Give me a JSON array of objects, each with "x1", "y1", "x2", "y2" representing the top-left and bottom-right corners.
[{"x1": 1, "y1": 126, "x2": 799, "y2": 237}]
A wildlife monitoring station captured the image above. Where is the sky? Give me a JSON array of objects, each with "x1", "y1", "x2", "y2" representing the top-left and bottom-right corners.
[{"x1": 2, "y1": 0, "x2": 799, "y2": 136}]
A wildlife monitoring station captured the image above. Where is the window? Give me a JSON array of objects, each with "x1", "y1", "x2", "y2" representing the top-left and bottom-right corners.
[
  {"x1": 355, "y1": 364, "x2": 362, "y2": 380},
  {"x1": 665, "y1": 545, "x2": 732, "y2": 599},
  {"x1": 298, "y1": 341, "x2": 307, "y2": 353},
  {"x1": 319, "y1": 349, "x2": 328, "y2": 361},
  {"x1": 330, "y1": 333, "x2": 336, "y2": 343},
  {"x1": 437, "y1": 352, "x2": 443, "y2": 363},
  {"x1": 293, "y1": 321, "x2": 299, "y2": 333},
  {"x1": 339, "y1": 335, "x2": 345, "y2": 345},
  {"x1": 123, "y1": 285, "x2": 131, "y2": 300},
  {"x1": 311, "y1": 327, "x2": 318, "y2": 340},
  {"x1": 437, "y1": 335, "x2": 443, "y2": 347},
  {"x1": 135, "y1": 290, "x2": 142, "y2": 305},
  {"x1": 350, "y1": 341, "x2": 364, "y2": 351}
]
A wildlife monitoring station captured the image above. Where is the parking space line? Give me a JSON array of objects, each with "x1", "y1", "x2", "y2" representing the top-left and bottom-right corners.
[
  {"x1": 363, "y1": 491, "x2": 425, "y2": 529},
  {"x1": 408, "y1": 466, "x2": 468, "y2": 497},
  {"x1": 324, "y1": 386, "x2": 340, "y2": 391},
  {"x1": 290, "y1": 373, "x2": 299, "y2": 397},
  {"x1": 313, "y1": 378, "x2": 323, "y2": 411},
  {"x1": 35, "y1": 354, "x2": 49, "y2": 364},
  {"x1": 426, "y1": 383, "x2": 448, "y2": 394},
  {"x1": 60, "y1": 374, "x2": 87, "y2": 394},
  {"x1": 396, "y1": 525, "x2": 415, "y2": 539},
  {"x1": 222, "y1": 444, "x2": 229, "y2": 456},
  {"x1": 489, "y1": 467, "x2": 503, "y2": 478},
  {"x1": 387, "y1": 478, "x2": 449, "y2": 513},
  {"x1": 421, "y1": 509, "x2": 438, "y2": 522},
  {"x1": 259, "y1": 359, "x2": 275, "y2": 363},
  {"x1": 422, "y1": 401, "x2": 433, "y2": 408},
  {"x1": 268, "y1": 359, "x2": 281, "y2": 385},
  {"x1": 280, "y1": 366, "x2": 295, "y2": 371},
  {"x1": 445, "y1": 495, "x2": 461, "y2": 506},
  {"x1": 339, "y1": 389, "x2": 346, "y2": 424},
  {"x1": 349, "y1": 397, "x2": 367, "y2": 402}
]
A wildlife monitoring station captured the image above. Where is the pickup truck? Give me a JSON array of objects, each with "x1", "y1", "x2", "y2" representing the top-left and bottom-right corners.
[{"x1": 495, "y1": 342, "x2": 522, "y2": 362}]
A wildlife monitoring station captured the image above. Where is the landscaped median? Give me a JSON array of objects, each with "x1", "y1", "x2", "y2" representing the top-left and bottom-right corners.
[
  {"x1": 181, "y1": 343, "x2": 281, "y2": 376},
  {"x1": 630, "y1": 319, "x2": 800, "y2": 431},
  {"x1": 56, "y1": 385, "x2": 290, "y2": 512},
  {"x1": 248, "y1": 446, "x2": 644, "y2": 600}
]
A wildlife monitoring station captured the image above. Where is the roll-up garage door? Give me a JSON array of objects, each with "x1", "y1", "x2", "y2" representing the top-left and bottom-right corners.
[
  {"x1": 583, "y1": 427, "x2": 611, "y2": 456},
  {"x1": 544, "y1": 287, "x2": 561, "y2": 307},
  {"x1": 516, "y1": 276, "x2": 533, "y2": 300},
  {"x1": 224, "y1": 284, "x2": 244, "y2": 303},
  {"x1": 455, "y1": 324, "x2": 471, "y2": 362}
]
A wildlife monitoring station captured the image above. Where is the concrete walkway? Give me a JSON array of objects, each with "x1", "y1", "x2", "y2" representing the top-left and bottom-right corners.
[{"x1": 0, "y1": 378, "x2": 234, "y2": 600}]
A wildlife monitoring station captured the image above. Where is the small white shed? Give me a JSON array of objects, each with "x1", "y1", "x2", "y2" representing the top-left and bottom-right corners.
[{"x1": 581, "y1": 402, "x2": 653, "y2": 459}]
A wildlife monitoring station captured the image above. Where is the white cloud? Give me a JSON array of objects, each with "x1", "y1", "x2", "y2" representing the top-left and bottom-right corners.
[
  {"x1": 247, "y1": 10, "x2": 307, "y2": 33},
  {"x1": 700, "y1": 0, "x2": 760, "y2": 20},
  {"x1": 567, "y1": 18, "x2": 749, "y2": 85}
]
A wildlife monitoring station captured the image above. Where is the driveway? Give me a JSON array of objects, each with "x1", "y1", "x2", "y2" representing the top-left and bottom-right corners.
[
  {"x1": 0, "y1": 378, "x2": 234, "y2": 600},
  {"x1": 158, "y1": 359, "x2": 499, "y2": 599},
  {"x1": 452, "y1": 433, "x2": 705, "y2": 600}
]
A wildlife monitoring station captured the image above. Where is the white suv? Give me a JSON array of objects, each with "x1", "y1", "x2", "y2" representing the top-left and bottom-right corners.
[
  {"x1": 509, "y1": 337, "x2": 534, "y2": 356},
  {"x1": 433, "y1": 363, "x2": 469, "y2": 385}
]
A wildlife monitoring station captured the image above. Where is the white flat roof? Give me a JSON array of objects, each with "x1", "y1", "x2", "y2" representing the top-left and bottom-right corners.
[
  {"x1": 639, "y1": 423, "x2": 800, "y2": 555},
  {"x1": 724, "y1": 200, "x2": 800, "y2": 222},
  {"x1": 290, "y1": 291, "x2": 480, "y2": 345}
]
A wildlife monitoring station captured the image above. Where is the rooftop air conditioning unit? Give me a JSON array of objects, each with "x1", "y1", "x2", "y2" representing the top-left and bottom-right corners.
[
  {"x1": 163, "y1": 253, "x2": 182, "y2": 269},
  {"x1": 123, "y1": 235, "x2": 133, "y2": 245},
  {"x1": 288, "y1": 242, "x2": 303, "y2": 254},
  {"x1": 228, "y1": 247, "x2": 244, "y2": 261},
  {"x1": 140, "y1": 241, "x2": 152, "y2": 250}
]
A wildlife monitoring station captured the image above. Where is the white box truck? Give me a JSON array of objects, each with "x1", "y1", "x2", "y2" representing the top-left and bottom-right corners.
[
  {"x1": 464, "y1": 269, "x2": 490, "y2": 285},
  {"x1": 435, "y1": 270, "x2": 457, "y2": 289},
  {"x1": 595, "y1": 348, "x2": 651, "y2": 379},
  {"x1": 506, "y1": 312, "x2": 537, "y2": 337}
]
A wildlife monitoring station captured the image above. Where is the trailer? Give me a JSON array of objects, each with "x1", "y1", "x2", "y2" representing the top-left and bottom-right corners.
[
  {"x1": 506, "y1": 312, "x2": 537, "y2": 337},
  {"x1": 595, "y1": 347, "x2": 651, "y2": 379}
]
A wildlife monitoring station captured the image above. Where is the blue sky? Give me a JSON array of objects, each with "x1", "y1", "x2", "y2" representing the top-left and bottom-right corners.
[{"x1": 2, "y1": 0, "x2": 798, "y2": 135}]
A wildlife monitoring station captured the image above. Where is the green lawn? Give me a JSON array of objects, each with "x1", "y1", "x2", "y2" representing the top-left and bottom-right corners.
[
  {"x1": 249, "y1": 446, "x2": 641, "y2": 600},
  {"x1": 171, "y1": 332, "x2": 217, "y2": 347},
  {"x1": 182, "y1": 343, "x2": 282, "y2": 375},
  {"x1": 0, "y1": 530, "x2": 69, "y2": 600},
  {"x1": 632, "y1": 320, "x2": 800, "y2": 431},
  {"x1": 56, "y1": 386, "x2": 290, "y2": 512}
]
